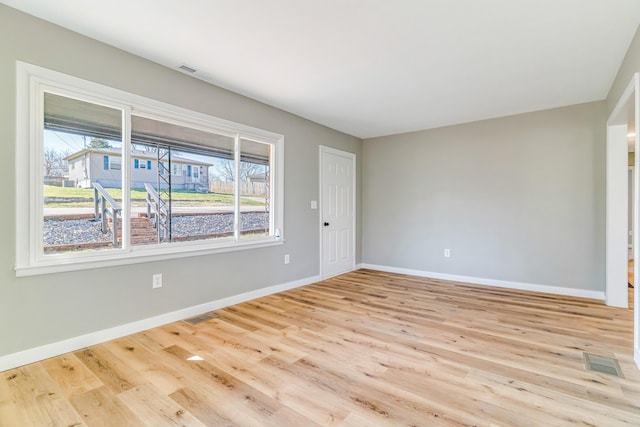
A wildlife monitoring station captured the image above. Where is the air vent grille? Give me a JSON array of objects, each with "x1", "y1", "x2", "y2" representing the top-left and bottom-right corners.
[
  {"x1": 178, "y1": 64, "x2": 197, "y2": 73},
  {"x1": 184, "y1": 312, "x2": 217, "y2": 325},
  {"x1": 583, "y1": 353, "x2": 624, "y2": 378}
]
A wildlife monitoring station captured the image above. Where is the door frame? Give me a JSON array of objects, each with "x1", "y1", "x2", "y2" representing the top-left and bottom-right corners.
[
  {"x1": 606, "y1": 72, "x2": 639, "y2": 370},
  {"x1": 319, "y1": 145, "x2": 356, "y2": 279},
  {"x1": 630, "y1": 166, "x2": 635, "y2": 251}
]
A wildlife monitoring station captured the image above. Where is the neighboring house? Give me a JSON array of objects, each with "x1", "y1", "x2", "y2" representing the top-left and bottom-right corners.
[
  {"x1": 64, "y1": 147, "x2": 211, "y2": 191},
  {"x1": 247, "y1": 172, "x2": 267, "y2": 183}
]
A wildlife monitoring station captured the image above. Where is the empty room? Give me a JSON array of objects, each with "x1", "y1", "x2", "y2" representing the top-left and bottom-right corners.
[{"x1": 1, "y1": 1, "x2": 640, "y2": 425}]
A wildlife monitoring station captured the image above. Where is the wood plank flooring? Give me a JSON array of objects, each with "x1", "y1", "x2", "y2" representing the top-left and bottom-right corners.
[{"x1": 1, "y1": 269, "x2": 638, "y2": 426}]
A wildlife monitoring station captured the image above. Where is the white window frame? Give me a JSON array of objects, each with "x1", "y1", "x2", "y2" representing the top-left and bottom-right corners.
[{"x1": 15, "y1": 62, "x2": 284, "y2": 276}]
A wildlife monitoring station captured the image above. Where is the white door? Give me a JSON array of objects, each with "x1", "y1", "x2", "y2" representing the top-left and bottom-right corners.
[{"x1": 320, "y1": 146, "x2": 355, "y2": 278}]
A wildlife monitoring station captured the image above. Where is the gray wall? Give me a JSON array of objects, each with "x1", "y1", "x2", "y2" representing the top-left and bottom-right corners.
[
  {"x1": 608, "y1": 25, "x2": 640, "y2": 112},
  {"x1": 610, "y1": 26, "x2": 640, "y2": 268},
  {"x1": 0, "y1": 5, "x2": 362, "y2": 357},
  {"x1": 362, "y1": 101, "x2": 607, "y2": 291}
]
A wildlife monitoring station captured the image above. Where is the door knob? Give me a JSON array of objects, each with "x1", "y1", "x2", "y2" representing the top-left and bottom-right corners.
[{"x1": 324, "y1": 222, "x2": 330, "y2": 227}]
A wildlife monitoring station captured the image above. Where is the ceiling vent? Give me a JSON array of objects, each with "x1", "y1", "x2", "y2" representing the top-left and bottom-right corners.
[{"x1": 178, "y1": 64, "x2": 197, "y2": 74}]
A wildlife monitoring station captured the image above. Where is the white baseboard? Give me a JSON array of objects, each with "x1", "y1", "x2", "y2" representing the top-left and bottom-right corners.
[
  {"x1": 0, "y1": 274, "x2": 319, "y2": 372},
  {"x1": 359, "y1": 263, "x2": 605, "y2": 300}
]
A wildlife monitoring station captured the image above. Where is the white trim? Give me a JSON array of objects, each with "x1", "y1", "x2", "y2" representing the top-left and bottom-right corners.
[
  {"x1": 122, "y1": 107, "x2": 132, "y2": 250},
  {"x1": 233, "y1": 134, "x2": 241, "y2": 240},
  {"x1": 319, "y1": 146, "x2": 356, "y2": 279},
  {"x1": 16, "y1": 239, "x2": 284, "y2": 277},
  {"x1": 18, "y1": 62, "x2": 283, "y2": 143},
  {"x1": 630, "y1": 166, "x2": 635, "y2": 251},
  {"x1": 15, "y1": 61, "x2": 285, "y2": 276},
  {"x1": 360, "y1": 264, "x2": 606, "y2": 300},
  {"x1": 606, "y1": 73, "x2": 639, "y2": 367},
  {"x1": 635, "y1": 347, "x2": 640, "y2": 370},
  {"x1": 607, "y1": 73, "x2": 639, "y2": 309},
  {"x1": 0, "y1": 274, "x2": 319, "y2": 372},
  {"x1": 607, "y1": 124, "x2": 629, "y2": 307}
]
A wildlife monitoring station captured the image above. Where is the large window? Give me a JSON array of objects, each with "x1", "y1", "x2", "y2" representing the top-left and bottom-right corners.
[{"x1": 16, "y1": 62, "x2": 284, "y2": 276}]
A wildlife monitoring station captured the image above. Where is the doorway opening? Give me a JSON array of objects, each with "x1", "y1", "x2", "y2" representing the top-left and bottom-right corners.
[{"x1": 606, "y1": 72, "x2": 639, "y2": 370}]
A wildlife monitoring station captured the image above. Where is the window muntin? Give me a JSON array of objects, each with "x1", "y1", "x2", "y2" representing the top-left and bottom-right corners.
[{"x1": 17, "y1": 62, "x2": 283, "y2": 275}]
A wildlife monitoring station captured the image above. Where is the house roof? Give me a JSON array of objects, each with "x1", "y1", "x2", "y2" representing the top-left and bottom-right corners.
[
  {"x1": 64, "y1": 148, "x2": 213, "y2": 166},
  {"x1": 6, "y1": 1, "x2": 640, "y2": 138},
  {"x1": 248, "y1": 173, "x2": 267, "y2": 182}
]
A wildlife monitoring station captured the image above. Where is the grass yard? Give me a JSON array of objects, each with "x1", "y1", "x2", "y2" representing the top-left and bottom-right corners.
[{"x1": 44, "y1": 185, "x2": 265, "y2": 207}]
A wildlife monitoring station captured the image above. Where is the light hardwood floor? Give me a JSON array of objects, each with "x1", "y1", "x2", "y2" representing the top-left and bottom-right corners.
[{"x1": 1, "y1": 269, "x2": 639, "y2": 426}]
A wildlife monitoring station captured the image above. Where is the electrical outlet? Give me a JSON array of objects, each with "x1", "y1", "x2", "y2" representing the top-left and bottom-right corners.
[
  {"x1": 152, "y1": 273, "x2": 163, "y2": 288},
  {"x1": 284, "y1": 254, "x2": 290, "y2": 264},
  {"x1": 444, "y1": 248, "x2": 451, "y2": 258}
]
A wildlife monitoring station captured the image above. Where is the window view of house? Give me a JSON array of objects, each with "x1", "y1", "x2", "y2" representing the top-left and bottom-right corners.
[
  {"x1": 43, "y1": 92, "x2": 123, "y2": 254},
  {"x1": 42, "y1": 91, "x2": 273, "y2": 255}
]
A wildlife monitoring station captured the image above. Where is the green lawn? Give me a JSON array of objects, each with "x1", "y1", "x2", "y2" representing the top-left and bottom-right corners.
[{"x1": 44, "y1": 185, "x2": 265, "y2": 207}]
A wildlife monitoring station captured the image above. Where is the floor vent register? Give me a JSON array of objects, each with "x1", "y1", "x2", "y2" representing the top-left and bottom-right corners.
[
  {"x1": 184, "y1": 312, "x2": 218, "y2": 325},
  {"x1": 583, "y1": 353, "x2": 624, "y2": 378}
]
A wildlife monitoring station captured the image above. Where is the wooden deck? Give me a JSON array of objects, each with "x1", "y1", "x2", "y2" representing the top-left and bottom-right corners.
[{"x1": 1, "y1": 269, "x2": 638, "y2": 426}]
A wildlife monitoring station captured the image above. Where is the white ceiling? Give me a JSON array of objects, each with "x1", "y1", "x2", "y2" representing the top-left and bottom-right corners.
[{"x1": 4, "y1": 1, "x2": 640, "y2": 139}]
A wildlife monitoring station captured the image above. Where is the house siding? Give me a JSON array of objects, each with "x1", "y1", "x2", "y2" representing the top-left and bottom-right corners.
[{"x1": 66, "y1": 151, "x2": 210, "y2": 190}]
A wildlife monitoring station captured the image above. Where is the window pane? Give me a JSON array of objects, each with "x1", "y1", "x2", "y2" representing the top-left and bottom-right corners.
[
  {"x1": 130, "y1": 116, "x2": 236, "y2": 245},
  {"x1": 239, "y1": 138, "x2": 270, "y2": 239},
  {"x1": 43, "y1": 92, "x2": 123, "y2": 255}
]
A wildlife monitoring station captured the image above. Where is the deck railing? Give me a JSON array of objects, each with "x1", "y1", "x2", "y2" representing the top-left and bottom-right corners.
[{"x1": 93, "y1": 183, "x2": 121, "y2": 247}]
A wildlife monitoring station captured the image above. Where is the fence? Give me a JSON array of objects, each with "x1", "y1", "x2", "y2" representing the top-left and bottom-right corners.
[{"x1": 209, "y1": 180, "x2": 268, "y2": 197}]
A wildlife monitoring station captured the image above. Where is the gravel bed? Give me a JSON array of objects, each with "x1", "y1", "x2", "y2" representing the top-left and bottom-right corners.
[
  {"x1": 171, "y1": 213, "x2": 268, "y2": 236},
  {"x1": 44, "y1": 219, "x2": 112, "y2": 246},
  {"x1": 44, "y1": 213, "x2": 269, "y2": 246}
]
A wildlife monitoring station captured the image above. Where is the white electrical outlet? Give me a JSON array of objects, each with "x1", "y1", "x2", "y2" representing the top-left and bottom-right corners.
[
  {"x1": 311, "y1": 200, "x2": 318, "y2": 209},
  {"x1": 152, "y1": 273, "x2": 163, "y2": 288},
  {"x1": 284, "y1": 254, "x2": 290, "y2": 264},
  {"x1": 444, "y1": 249, "x2": 451, "y2": 258}
]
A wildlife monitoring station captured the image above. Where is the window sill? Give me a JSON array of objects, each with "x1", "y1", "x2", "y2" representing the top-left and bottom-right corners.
[{"x1": 15, "y1": 237, "x2": 284, "y2": 277}]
